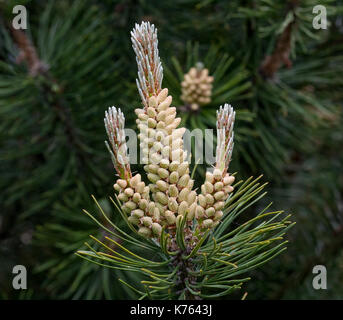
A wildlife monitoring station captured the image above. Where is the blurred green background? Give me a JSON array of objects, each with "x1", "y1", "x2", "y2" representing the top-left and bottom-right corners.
[{"x1": 0, "y1": 0, "x2": 342, "y2": 299}]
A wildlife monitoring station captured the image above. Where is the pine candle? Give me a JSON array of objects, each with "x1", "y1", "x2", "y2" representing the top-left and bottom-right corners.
[{"x1": 106, "y1": 22, "x2": 235, "y2": 244}]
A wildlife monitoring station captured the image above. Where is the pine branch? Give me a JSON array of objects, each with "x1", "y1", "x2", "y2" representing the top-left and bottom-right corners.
[
  {"x1": 78, "y1": 21, "x2": 293, "y2": 300},
  {"x1": 9, "y1": 27, "x2": 48, "y2": 76},
  {"x1": 7, "y1": 25, "x2": 90, "y2": 172}
]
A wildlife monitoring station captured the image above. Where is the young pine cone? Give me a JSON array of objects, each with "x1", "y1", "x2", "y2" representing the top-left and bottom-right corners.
[{"x1": 180, "y1": 64, "x2": 214, "y2": 111}]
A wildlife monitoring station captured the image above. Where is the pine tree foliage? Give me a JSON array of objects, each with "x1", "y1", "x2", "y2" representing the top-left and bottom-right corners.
[
  {"x1": 0, "y1": 1, "x2": 123, "y2": 298},
  {"x1": 246, "y1": 110, "x2": 343, "y2": 299},
  {"x1": 1, "y1": 0, "x2": 342, "y2": 300}
]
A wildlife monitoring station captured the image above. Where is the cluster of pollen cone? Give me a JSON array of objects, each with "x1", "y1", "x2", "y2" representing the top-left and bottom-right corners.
[
  {"x1": 106, "y1": 22, "x2": 235, "y2": 242},
  {"x1": 181, "y1": 64, "x2": 214, "y2": 111}
]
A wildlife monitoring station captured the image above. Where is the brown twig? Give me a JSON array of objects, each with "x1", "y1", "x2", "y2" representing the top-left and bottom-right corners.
[
  {"x1": 9, "y1": 26, "x2": 49, "y2": 76},
  {"x1": 259, "y1": 1, "x2": 299, "y2": 79}
]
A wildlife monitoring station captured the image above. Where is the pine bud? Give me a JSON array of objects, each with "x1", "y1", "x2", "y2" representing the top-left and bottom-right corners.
[
  {"x1": 147, "y1": 107, "x2": 157, "y2": 118},
  {"x1": 154, "y1": 208, "x2": 160, "y2": 221},
  {"x1": 128, "y1": 216, "x2": 140, "y2": 225},
  {"x1": 160, "y1": 159, "x2": 170, "y2": 169},
  {"x1": 168, "y1": 118, "x2": 181, "y2": 130},
  {"x1": 143, "y1": 186, "x2": 150, "y2": 195},
  {"x1": 149, "y1": 183, "x2": 157, "y2": 193},
  {"x1": 181, "y1": 66, "x2": 213, "y2": 107},
  {"x1": 136, "y1": 182, "x2": 145, "y2": 193},
  {"x1": 157, "y1": 168, "x2": 169, "y2": 179},
  {"x1": 169, "y1": 171, "x2": 179, "y2": 184},
  {"x1": 172, "y1": 128, "x2": 186, "y2": 140},
  {"x1": 213, "y1": 168, "x2": 223, "y2": 181},
  {"x1": 135, "y1": 108, "x2": 144, "y2": 116},
  {"x1": 138, "y1": 227, "x2": 152, "y2": 238},
  {"x1": 148, "y1": 202, "x2": 156, "y2": 215},
  {"x1": 178, "y1": 201, "x2": 188, "y2": 216},
  {"x1": 156, "y1": 110, "x2": 166, "y2": 122},
  {"x1": 118, "y1": 193, "x2": 128, "y2": 202},
  {"x1": 168, "y1": 198, "x2": 178, "y2": 212},
  {"x1": 177, "y1": 163, "x2": 189, "y2": 176},
  {"x1": 205, "y1": 172, "x2": 214, "y2": 184},
  {"x1": 223, "y1": 175, "x2": 235, "y2": 186},
  {"x1": 139, "y1": 199, "x2": 148, "y2": 210},
  {"x1": 155, "y1": 131, "x2": 165, "y2": 141},
  {"x1": 205, "y1": 207, "x2": 215, "y2": 217},
  {"x1": 157, "y1": 96, "x2": 172, "y2": 111},
  {"x1": 214, "y1": 201, "x2": 224, "y2": 211},
  {"x1": 156, "y1": 180, "x2": 169, "y2": 191},
  {"x1": 148, "y1": 96, "x2": 157, "y2": 108},
  {"x1": 124, "y1": 187, "x2": 134, "y2": 197},
  {"x1": 121, "y1": 205, "x2": 130, "y2": 214},
  {"x1": 203, "y1": 219, "x2": 213, "y2": 228},
  {"x1": 130, "y1": 174, "x2": 141, "y2": 188},
  {"x1": 196, "y1": 205, "x2": 205, "y2": 219},
  {"x1": 138, "y1": 123, "x2": 148, "y2": 133},
  {"x1": 148, "y1": 173, "x2": 160, "y2": 183},
  {"x1": 138, "y1": 113, "x2": 148, "y2": 121},
  {"x1": 168, "y1": 185, "x2": 179, "y2": 197},
  {"x1": 132, "y1": 209, "x2": 144, "y2": 218},
  {"x1": 204, "y1": 181, "x2": 214, "y2": 194},
  {"x1": 198, "y1": 194, "x2": 207, "y2": 208},
  {"x1": 177, "y1": 174, "x2": 190, "y2": 188},
  {"x1": 214, "y1": 181, "x2": 224, "y2": 191},
  {"x1": 156, "y1": 191, "x2": 168, "y2": 205},
  {"x1": 153, "y1": 141, "x2": 163, "y2": 152},
  {"x1": 169, "y1": 161, "x2": 179, "y2": 172},
  {"x1": 178, "y1": 188, "x2": 189, "y2": 202},
  {"x1": 151, "y1": 152, "x2": 162, "y2": 164},
  {"x1": 214, "y1": 191, "x2": 225, "y2": 201},
  {"x1": 187, "y1": 180, "x2": 194, "y2": 190},
  {"x1": 142, "y1": 216, "x2": 153, "y2": 227},
  {"x1": 152, "y1": 222, "x2": 162, "y2": 236},
  {"x1": 171, "y1": 138, "x2": 183, "y2": 150},
  {"x1": 224, "y1": 185, "x2": 234, "y2": 193},
  {"x1": 132, "y1": 193, "x2": 141, "y2": 203},
  {"x1": 214, "y1": 211, "x2": 223, "y2": 221},
  {"x1": 117, "y1": 179, "x2": 127, "y2": 189},
  {"x1": 148, "y1": 118, "x2": 157, "y2": 128},
  {"x1": 171, "y1": 149, "x2": 183, "y2": 162},
  {"x1": 162, "y1": 146, "x2": 171, "y2": 158},
  {"x1": 165, "y1": 211, "x2": 176, "y2": 224},
  {"x1": 165, "y1": 114, "x2": 176, "y2": 125},
  {"x1": 188, "y1": 203, "x2": 196, "y2": 220},
  {"x1": 155, "y1": 202, "x2": 165, "y2": 215},
  {"x1": 165, "y1": 107, "x2": 177, "y2": 117},
  {"x1": 206, "y1": 194, "x2": 215, "y2": 205},
  {"x1": 187, "y1": 191, "x2": 197, "y2": 205},
  {"x1": 113, "y1": 183, "x2": 121, "y2": 192},
  {"x1": 157, "y1": 88, "x2": 168, "y2": 103},
  {"x1": 157, "y1": 121, "x2": 165, "y2": 130}
]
